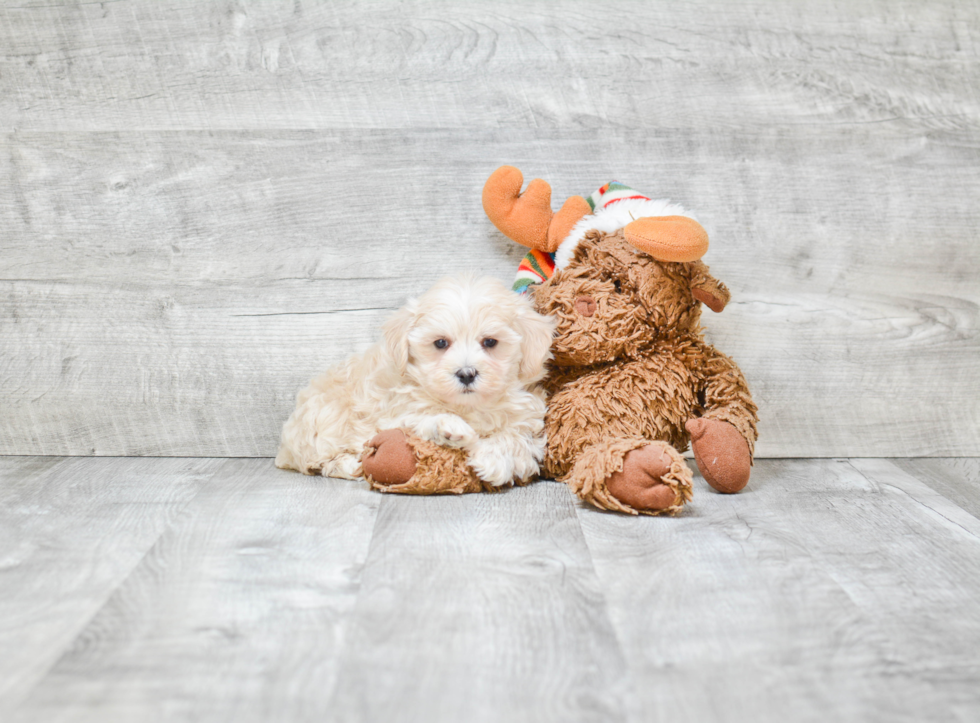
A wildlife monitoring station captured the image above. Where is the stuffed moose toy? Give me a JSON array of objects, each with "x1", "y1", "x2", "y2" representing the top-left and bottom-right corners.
[
  {"x1": 483, "y1": 166, "x2": 758, "y2": 515},
  {"x1": 363, "y1": 166, "x2": 758, "y2": 516}
]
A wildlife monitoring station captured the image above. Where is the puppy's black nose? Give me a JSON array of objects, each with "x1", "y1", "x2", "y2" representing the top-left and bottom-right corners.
[{"x1": 455, "y1": 367, "x2": 479, "y2": 387}]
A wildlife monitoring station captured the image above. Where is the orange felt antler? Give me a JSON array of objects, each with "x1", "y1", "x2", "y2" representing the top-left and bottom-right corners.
[{"x1": 482, "y1": 166, "x2": 591, "y2": 252}]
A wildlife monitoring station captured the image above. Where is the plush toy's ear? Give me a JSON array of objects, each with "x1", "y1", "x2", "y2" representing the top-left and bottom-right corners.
[
  {"x1": 513, "y1": 304, "x2": 556, "y2": 383},
  {"x1": 382, "y1": 300, "x2": 417, "y2": 373},
  {"x1": 483, "y1": 165, "x2": 591, "y2": 252},
  {"x1": 689, "y1": 261, "x2": 731, "y2": 313},
  {"x1": 623, "y1": 216, "x2": 709, "y2": 262}
]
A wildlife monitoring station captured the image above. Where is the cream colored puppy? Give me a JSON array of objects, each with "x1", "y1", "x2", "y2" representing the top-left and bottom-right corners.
[{"x1": 275, "y1": 275, "x2": 555, "y2": 486}]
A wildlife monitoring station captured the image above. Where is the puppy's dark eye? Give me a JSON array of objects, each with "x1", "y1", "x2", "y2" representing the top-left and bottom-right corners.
[
  {"x1": 434, "y1": 338, "x2": 449, "y2": 350},
  {"x1": 613, "y1": 279, "x2": 623, "y2": 292},
  {"x1": 481, "y1": 338, "x2": 498, "y2": 349}
]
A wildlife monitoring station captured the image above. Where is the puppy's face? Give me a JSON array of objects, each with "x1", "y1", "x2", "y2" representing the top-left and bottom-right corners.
[{"x1": 384, "y1": 276, "x2": 554, "y2": 408}]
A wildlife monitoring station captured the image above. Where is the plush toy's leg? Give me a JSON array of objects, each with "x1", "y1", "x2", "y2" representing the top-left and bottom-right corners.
[
  {"x1": 688, "y1": 348, "x2": 760, "y2": 494},
  {"x1": 685, "y1": 418, "x2": 751, "y2": 494},
  {"x1": 362, "y1": 429, "x2": 493, "y2": 495},
  {"x1": 562, "y1": 437, "x2": 693, "y2": 516}
]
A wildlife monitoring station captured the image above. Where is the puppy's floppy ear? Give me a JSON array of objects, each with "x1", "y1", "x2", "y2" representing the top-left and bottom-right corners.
[
  {"x1": 513, "y1": 304, "x2": 556, "y2": 383},
  {"x1": 382, "y1": 299, "x2": 417, "y2": 373}
]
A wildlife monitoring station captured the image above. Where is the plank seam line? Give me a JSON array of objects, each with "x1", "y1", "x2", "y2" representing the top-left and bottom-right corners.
[
  {"x1": 568, "y1": 492, "x2": 634, "y2": 710},
  {"x1": 846, "y1": 459, "x2": 980, "y2": 540},
  {"x1": 4, "y1": 457, "x2": 240, "y2": 714},
  {"x1": 230, "y1": 307, "x2": 392, "y2": 317},
  {"x1": 315, "y1": 489, "x2": 388, "y2": 711}
]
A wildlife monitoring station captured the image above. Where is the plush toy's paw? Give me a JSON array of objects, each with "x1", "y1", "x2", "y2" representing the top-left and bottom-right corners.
[
  {"x1": 415, "y1": 414, "x2": 478, "y2": 448},
  {"x1": 365, "y1": 430, "x2": 490, "y2": 496},
  {"x1": 362, "y1": 429, "x2": 417, "y2": 486},
  {"x1": 605, "y1": 442, "x2": 682, "y2": 512},
  {"x1": 686, "y1": 418, "x2": 751, "y2": 493}
]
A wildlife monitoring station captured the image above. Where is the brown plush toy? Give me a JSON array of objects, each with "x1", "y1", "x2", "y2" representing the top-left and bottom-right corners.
[
  {"x1": 483, "y1": 166, "x2": 759, "y2": 515},
  {"x1": 361, "y1": 428, "x2": 495, "y2": 495}
]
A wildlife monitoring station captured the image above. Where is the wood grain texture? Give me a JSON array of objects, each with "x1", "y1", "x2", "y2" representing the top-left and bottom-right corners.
[
  {"x1": 1, "y1": 1, "x2": 978, "y2": 132},
  {"x1": 5, "y1": 457, "x2": 980, "y2": 721},
  {"x1": 11, "y1": 459, "x2": 381, "y2": 723},
  {"x1": 0, "y1": 456, "x2": 225, "y2": 714},
  {"x1": 1, "y1": 0, "x2": 979, "y2": 456},
  {"x1": 892, "y1": 458, "x2": 980, "y2": 520},
  {"x1": 327, "y1": 482, "x2": 629, "y2": 723},
  {"x1": 577, "y1": 459, "x2": 980, "y2": 723}
]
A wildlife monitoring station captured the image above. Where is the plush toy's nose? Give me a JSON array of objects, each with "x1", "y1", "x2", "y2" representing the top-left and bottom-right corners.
[{"x1": 575, "y1": 296, "x2": 597, "y2": 317}]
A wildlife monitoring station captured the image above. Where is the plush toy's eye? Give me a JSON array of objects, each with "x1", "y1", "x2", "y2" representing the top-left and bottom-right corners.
[
  {"x1": 613, "y1": 279, "x2": 623, "y2": 292},
  {"x1": 481, "y1": 338, "x2": 498, "y2": 349},
  {"x1": 434, "y1": 338, "x2": 450, "y2": 350}
]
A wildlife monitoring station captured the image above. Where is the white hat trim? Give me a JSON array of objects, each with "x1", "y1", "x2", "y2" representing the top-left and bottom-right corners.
[{"x1": 553, "y1": 198, "x2": 697, "y2": 270}]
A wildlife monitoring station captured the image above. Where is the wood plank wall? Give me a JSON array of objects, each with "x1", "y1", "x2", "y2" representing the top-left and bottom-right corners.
[{"x1": 1, "y1": 0, "x2": 978, "y2": 457}]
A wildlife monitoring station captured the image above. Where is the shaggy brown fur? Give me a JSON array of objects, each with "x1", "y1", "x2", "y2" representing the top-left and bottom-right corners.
[{"x1": 532, "y1": 229, "x2": 759, "y2": 515}]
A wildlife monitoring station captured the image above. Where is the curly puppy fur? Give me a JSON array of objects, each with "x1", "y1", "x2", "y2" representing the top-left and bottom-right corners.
[
  {"x1": 532, "y1": 229, "x2": 759, "y2": 515},
  {"x1": 275, "y1": 275, "x2": 555, "y2": 489}
]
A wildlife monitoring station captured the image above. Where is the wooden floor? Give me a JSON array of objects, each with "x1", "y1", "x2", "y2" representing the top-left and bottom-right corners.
[{"x1": 2, "y1": 456, "x2": 979, "y2": 722}]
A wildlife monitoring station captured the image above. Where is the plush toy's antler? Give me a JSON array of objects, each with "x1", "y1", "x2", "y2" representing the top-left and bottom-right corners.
[{"x1": 482, "y1": 166, "x2": 591, "y2": 253}]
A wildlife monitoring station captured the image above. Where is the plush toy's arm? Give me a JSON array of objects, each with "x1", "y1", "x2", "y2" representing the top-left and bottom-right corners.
[
  {"x1": 363, "y1": 429, "x2": 490, "y2": 495},
  {"x1": 695, "y1": 347, "x2": 759, "y2": 458}
]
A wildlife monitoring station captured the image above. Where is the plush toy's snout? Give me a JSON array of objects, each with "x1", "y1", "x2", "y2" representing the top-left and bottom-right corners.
[{"x1": 574, "y1": 296, "x2": 597, "y2": 317}]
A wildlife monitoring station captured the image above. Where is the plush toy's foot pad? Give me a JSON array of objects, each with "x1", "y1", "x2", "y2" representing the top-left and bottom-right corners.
[
  {"x1": 362, "y1": 429, "x2": 417, "y2": 486},
  {"x1": 563, "y1": 438, "x2": 693, "y2": 516},
  {"x1": 606, "y1": 443, "x2": 681, "y2": 512},
  {"x1": 686, "y1": 418, "x2": 751, "y2": 494},
  {"x1": 362, "y1": 429, "x2": 491, "y2": 495}
]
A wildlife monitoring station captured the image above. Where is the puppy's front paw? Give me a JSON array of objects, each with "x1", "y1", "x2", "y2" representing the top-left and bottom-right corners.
[
  {"x1": 415, "y1": 414, "x2": 477, "y2": 448},
  {"x1": 468, "y1": 443, "x2": 524, "y2": 487},
  {"x1": 468, "y1": 434, "x2": 544, "y2": 487}
]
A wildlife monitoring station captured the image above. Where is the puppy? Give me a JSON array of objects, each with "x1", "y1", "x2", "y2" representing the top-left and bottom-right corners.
[{"x1": 275, "y1": 275, "x2": 555, "y2": 486}]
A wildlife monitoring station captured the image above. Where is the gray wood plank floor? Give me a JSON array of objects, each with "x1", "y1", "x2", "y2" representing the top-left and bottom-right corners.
[{"x1": 3, "y1": 456, "x2": 979, "y2": 722}]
